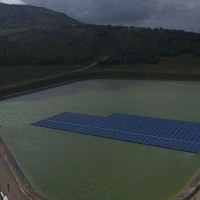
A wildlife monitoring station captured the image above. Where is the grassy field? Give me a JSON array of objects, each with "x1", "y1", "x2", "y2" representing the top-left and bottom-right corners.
[
  {"x1": 91, "y1": 55, "x2": 200, "y2": 73},
  {"x1": 0, "y1": 64, "x2": 82, "y2": 87},
  {"x1": 1, "y1": 55, "x2": 200, "y2": 88}
]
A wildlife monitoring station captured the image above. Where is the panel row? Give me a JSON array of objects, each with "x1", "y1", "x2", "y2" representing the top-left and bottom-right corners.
[
  {"x1": 46, "y1": 112, "x2": 103, "y2": 126},
  {"x1": 77, "y1": 127, "x2": 200, "y2": 153},
  {"x1": 89, "y1": 118, "x2": 200, "y2": 143},
  {"x1": 33, "y1": 115, "x2": 200, "y2": 144},
  {"x1": 32, "y1": 120, "x2": 200, "y2": 153},
  {"x1": 32, "y1": 120, "x2": 84, "y2": 132},
  {"x1": 110, "y1": 113, "x2": 200, "y2": 130}
]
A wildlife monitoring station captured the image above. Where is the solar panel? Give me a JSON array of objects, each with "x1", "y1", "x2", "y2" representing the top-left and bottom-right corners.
[
  {"x1": 110, "y1": 113, "x2": 200, "y2": 129},
  {"x1": 46, "y1": 112, "x2": 103, "y2": 126},
  {"x1": 31, "y1": 112, "x2": 200, "y2": 153},
  {"x1": 32, "y1": 120, "x2": 83, "y2": 132},
  {"x1": 89, "y1": 117, "x2": 200, "y2": 144},
  {"x1": 76, "y1": 126, "x2": 200, "y2": 153}
]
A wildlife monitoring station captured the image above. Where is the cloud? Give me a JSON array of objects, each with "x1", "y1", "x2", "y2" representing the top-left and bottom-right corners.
[
  {"x1": 140, "y1": 0, "x2": 200, "y2": 31},
  {"x1": 0, "y1": 0, "x2": 26, "y2": 4},
  {"x1": 22, "y1": 0, "x2": 200, "y2": 32}
]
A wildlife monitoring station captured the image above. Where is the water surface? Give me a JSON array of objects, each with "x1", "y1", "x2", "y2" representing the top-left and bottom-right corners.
[{"x1": 1, "y1": 80, "x2": 200, "y2": 200}]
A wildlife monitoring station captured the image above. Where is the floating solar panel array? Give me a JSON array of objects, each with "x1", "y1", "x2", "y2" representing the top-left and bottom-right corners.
[{"x1": 32, "y1": 112, "x2": 200, "y2": 153}]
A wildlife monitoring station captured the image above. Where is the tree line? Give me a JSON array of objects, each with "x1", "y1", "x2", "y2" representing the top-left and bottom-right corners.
[{"x1": 1, "y1": 25, "x2": 200, "y2": 66}]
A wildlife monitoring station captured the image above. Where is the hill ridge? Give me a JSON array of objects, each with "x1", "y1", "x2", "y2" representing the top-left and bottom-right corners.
[{"x1": 0, "y1": 3, "x2": 82, "y2": 29}]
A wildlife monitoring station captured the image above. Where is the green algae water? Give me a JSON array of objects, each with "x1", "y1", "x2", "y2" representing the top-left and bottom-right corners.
[{"x1": 1, "y1": 80, "x2": 200, "y2": 200}]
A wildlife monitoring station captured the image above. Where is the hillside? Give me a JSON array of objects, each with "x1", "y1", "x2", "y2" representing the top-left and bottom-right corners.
[
  {"x1": 1, "y1": 3, "x2": 200, "y2": 67},
  {"x1": 0, "y1": 3, "x2": 81, "y2": 29}
]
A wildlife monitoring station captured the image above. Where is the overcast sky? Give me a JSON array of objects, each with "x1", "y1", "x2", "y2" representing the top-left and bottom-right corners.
[{"x1": 1, "y1": 0, "x2": 200, "y2": 32}]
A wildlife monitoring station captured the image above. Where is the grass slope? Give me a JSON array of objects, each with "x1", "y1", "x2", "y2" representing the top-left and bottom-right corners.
[
  {"x1": 1, "y1": 3, "x2": 200, "y2": 70},
  {"x1": 1, "y1": 55, "x2": 200, "y2": 87}
]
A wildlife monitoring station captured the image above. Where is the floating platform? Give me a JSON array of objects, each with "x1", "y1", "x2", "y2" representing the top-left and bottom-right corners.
[{"x1": 32, "y1": 112, "x2": 200, "y2": 153}]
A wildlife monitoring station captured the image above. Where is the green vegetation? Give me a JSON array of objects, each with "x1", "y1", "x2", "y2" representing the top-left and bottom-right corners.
[
  {"x1": 1, "y1": 3, "x2": 200, "y2": 87},
  {"x1": 1, "y1": 3, "x2": 200, "y2": 67},
  {"x1": 2, "y1": 24, "x2": 200, "y2": 67},
  {"x1": 0, "y1": 64, "x2": 82, "y2": 87},
  {"x1": 95, "y1": 55, "x2": 200, "y2": 72}
]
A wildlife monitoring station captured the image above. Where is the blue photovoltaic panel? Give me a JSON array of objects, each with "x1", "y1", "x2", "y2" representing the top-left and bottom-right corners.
[
  {"x1": 77, "y1": 126, "x2": 119, "y2": 138},
  {"x1": 77, "y1": 126, "x2": 200, "y2": 153},
  {"x1": 89, "y1": 117, "x2": 200, "y2": 143},
  {"x1": 31, "y1": 112, "x2": 200, "y2": 153},
  {"x1": 47, "y1": 112, "x2": 103, "y2": 126},
  {"x1": 32, "y1": 120, "x2": 83, "y2": 132},
  {"x1": 110, "y1": 113, "x2": 200, "y2": 129}
]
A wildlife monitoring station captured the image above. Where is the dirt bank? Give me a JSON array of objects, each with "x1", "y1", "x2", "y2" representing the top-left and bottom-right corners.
[
  {"x1": 0, "y1": 137, "x2": 48, "y2": 200},
  {"x1": 1, "y1": 70, "x2": 200, "y2": 100}
]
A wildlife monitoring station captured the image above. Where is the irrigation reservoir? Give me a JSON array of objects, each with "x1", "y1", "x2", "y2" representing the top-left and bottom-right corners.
[{"x1": 1, "y1": 80, "x2": 200, "y2": 200}]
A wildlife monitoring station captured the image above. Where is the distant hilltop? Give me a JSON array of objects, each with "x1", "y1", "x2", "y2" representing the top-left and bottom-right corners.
[
  {"x1": 1, "y1": 3, "x2": 200, "y2": 67},
  {"x1": 0, "y1": 3, "x2": 82, "y2": 29}
]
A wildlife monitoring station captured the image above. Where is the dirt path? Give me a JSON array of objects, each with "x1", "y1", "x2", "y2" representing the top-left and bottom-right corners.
[
  {"x1": 0, "y1": 151, "x2": 29, "y2": 200},
  {"x1": 190, "y1": 191, "x2": 200, "y2": 200},
  {"x1": 0, "y1": 56, "x2": 109, "y2": 91}
]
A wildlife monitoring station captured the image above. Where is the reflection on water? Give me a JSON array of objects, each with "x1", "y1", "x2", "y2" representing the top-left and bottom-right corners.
[{"x1": 1, "y1": 80, "x2": 200, "y2": 200}]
